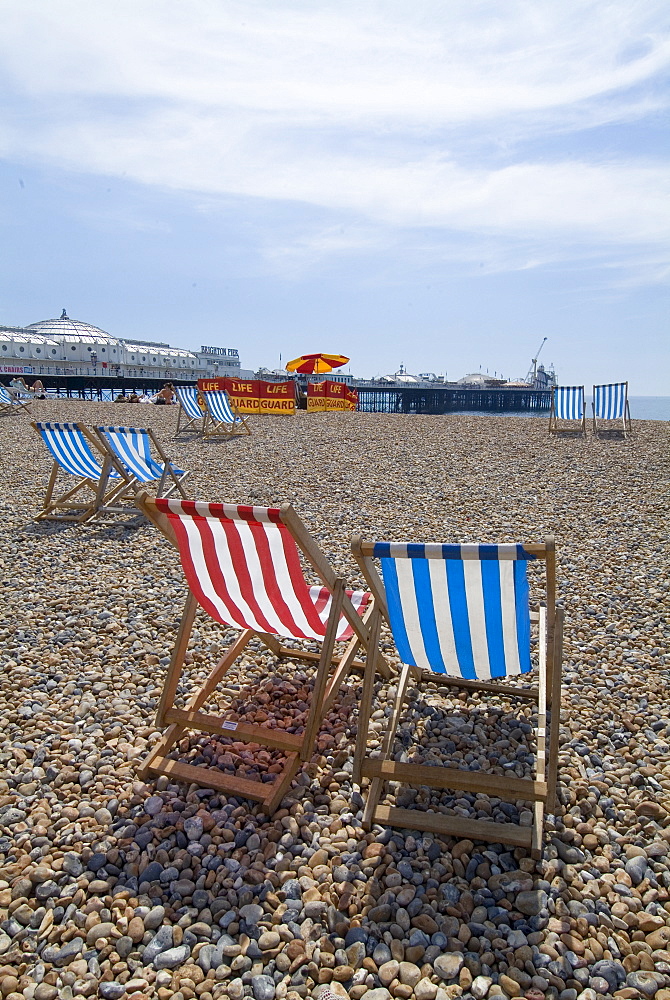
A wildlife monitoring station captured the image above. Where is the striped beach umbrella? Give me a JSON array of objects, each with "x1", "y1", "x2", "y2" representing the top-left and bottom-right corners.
[{"x1": 286, "y1": 352, "x2": 349, "y2": 375}]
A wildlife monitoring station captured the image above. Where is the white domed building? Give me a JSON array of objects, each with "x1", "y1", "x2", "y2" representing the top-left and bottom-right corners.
[{"x1": 0, "y1": 310, "x2": 250, "y2": 385}]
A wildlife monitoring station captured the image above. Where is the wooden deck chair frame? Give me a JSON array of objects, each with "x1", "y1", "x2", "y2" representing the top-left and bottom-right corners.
[
  {"x1": 135, "y1": 491, "x2": 385, "y2": 814},
  {"x1": 592, "y1": 382, "x2": 632, "y2": 438},
  {"x1": 32, "y1": 421, "x2": 140, "y2": 523},
  {"x1": 1, "y1": 385, "x2": 32, "y2": 415},
  {"x1": 93, "y1": 425, "x2": 190, "y2": 501},
  {"x1": 175, "y1": 385, "x2": 206, "y2": 436},
  {"x1": 548, "y1": 386, "x2": 586, "y2": 436},
  {"x1": 351, "y1": 535, "x2": 563, "y2": 857},
  {"x1": 201, "y1": 390, "x2": 252, "y2": 438}
]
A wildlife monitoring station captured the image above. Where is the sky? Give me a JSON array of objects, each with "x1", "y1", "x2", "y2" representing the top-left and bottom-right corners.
[{"x1": 1, "y1": 1, "x2": 668, "y2": 391}]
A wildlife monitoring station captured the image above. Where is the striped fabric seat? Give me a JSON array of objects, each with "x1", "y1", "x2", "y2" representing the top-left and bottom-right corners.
[
  {"x1": 175, "y1": 385, "x2": 205, "y2": 435},
  {"x1": 549, "y1": 385, "x2": 586, "y2": 435},
  {"x1": 553, "y1": 386, "x2": 583, "y2": 420},
  {"x1": 592, "y1": 382, "x2": 631, "y2": 436},
  {"x1": 204, "y1": 390, "x2": 237, "y2": 423},
  {"x1": 154, "y1": 497, "x2": 370, "y2": 640},
  {"x1": 35, "y1": 422, "x2": 119, "y2": 480},
  {"x1": 0, "y1": 384, "x2": 31, "y2": 414},
  {"x1": 175, "y1": 385, "x2": 203, "y2": 420},
  {"x1": 594, "y1": 383, "x2": 626, "y2": 419},
  {"x1": 96, "y1": 426, "x2": 185, "y2": 483},
  {"x1": 201, "y1": 390, "x2": 251, "y2": 437},
  {"x1": 373, "y1": 542, "x2": 534, "y2": 680}
]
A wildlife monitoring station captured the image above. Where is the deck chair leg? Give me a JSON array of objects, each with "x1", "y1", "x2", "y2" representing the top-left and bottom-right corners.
[
  {"x1": 263, "y1": 754, "x2": 301, "y2": 814},
  {"x1": 92, "y1": 456, "x2": 119, "y2": 516},
  {"x1": 353, "y1": 607, "x2": 382, "y2": 785},
  {"x1": 142, "y1": 625, "x2": 256, "y2": 783},
  {"x1": 137, "y1": 722, "x2": 184, "y2": 780},
  {"x1": 38, "y1": 477, "x2": 88, "y2": 518},
  {"x1": 322, "y1": 602, "x2": 384, "y2": 716},
  {"x1": 531, "y1": 606, "x2": 548, "y2": 857},
  {"x1": 155, "y1": 593, "x2": 199, "y2": 727},
  {"x1": 43, "y1": 460, "x2": 60, "y2": 512},
  {"x1": 186, "y1": 629, "x2": 256, "y2": 715},
  {"x1": 301, "y1": 580, "x2": 345, "y2": 758},
  {"x1": 546, "y1": 607, "x2": 564, "y2": 812},
  {"x1": 363, "y1": 661, "x2": 413, "y2": 831}
]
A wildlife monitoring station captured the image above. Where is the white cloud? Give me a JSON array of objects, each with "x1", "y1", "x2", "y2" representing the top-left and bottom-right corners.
[
  {"x1": 2, "y1": 1, "x2": 669, "y2": 124},
  {"x1": 1, "y1": 0, "x2": 669, "y2": 279}
]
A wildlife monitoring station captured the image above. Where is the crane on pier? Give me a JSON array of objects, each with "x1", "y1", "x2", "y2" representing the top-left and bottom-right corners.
[{"x1": 526, "y1": 338, "x2": 547, "y2": 386}]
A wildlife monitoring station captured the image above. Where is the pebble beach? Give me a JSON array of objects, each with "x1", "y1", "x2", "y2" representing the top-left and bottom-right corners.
[{"x1": 1, "y1": 401, "x2": 668, "y2": 1000}]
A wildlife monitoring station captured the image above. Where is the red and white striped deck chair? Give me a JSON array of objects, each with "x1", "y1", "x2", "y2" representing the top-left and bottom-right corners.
[{"x1": 135, "y1": 492, "x2": 382, "y2": 812}]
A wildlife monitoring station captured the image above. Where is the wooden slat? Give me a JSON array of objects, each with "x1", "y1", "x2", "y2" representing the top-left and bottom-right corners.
[
  {"x1": 422, "y1": 673, "x2": 538, "y2": 701},
  {"x1": 187, "y1": 630, "x2": 255, "y2": 715},
  {"x1": 147, "y1": 755, "x2": 291, "y2": 802},
  {"x1": 546, "y1": 606, "x2": 564, "y2": 812},
  {"x1": 373, "y1": 805, "x2": 533, "y2": 848},
  {"x1": 352, "y1": 609, "x2": 382, "y2": 786},
  {"x1": 362, "y1": 662, "x2": 413, "y2": 829},
  {"x1": 164, "y1": 708, "x2": 303, "y2": 751},
  {"x1": 155, "y1": 593, "x2": 198, "y2": 727},
  {"x1": 362, "y1": 758, "x2": 547, "y2": 802},
  {"x1": 275, "y1": 645, "x2": 366, "y2": 670},
  {"x1": 263, "y1": 755, "x2": 301, "y2": 812},
  {"x1": 357, "y1": 540, "x2": 549, "y2": 558},
  {"x1": 137, "y1": 723, "x2": 183, "y2": 780},
  {"x1": 531, "y1": 800, "x2": 545, "y2": 859},
  {"x1": 302, "y1": 579, "x2": 345, "y2": 755}
]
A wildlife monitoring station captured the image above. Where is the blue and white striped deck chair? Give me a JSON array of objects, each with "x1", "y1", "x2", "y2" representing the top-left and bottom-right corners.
[
  {"x1": 32, "y1": 421, "x2": 134, "y2": 523},
  {"x1": 592, "y1": 382, "x2": 631, "y2": 437},
  {"x1": 549, "y1": 385, "x2": 586, "y2": 436},
  {"x1": 201, "y1": 390, "x2": 251, "y2": 438},
  {"x1": 0, "y1": 384, "x2": 32, "y2": 415},
  {"x1": 94, "y1": 426, "x2": 190, "y2": 499},
  {"x1": 351, "y1": 536, "x2": 563, "y2": 855},
  {"x1": 175, "y1": 385, "x2": 205, "y2": 435}
]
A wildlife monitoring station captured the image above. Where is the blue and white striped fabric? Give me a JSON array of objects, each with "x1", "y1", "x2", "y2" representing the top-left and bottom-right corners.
[
  {"x1": 0, "y1": 386, "x2": 17, "y2": 406},
  {"x1": 203, "y1": 390, "x2": 239, "y2": 424},
  {"x1": 175, "y1": 385, "x2": 203, "y2": 420},
  {"x1": 35, "y1": 422, "x2": 116, "y2": 480},
  {"x1": 553, "y1": 386, "x2": 584, "y2": 420},
  {"x1": 373, "y1": 542, "x2": 535, "y2": 681},
  {"x1": 97, "y1": 427, "x2": 184, "y2": 483},
  {"x1": 593, "y1": 382, "x2": 627, "y2": 420}
]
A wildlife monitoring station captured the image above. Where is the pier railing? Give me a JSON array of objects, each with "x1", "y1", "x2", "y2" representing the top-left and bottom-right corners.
[{"x1": 355, "y1": 386, "x2": 551, "y2": 414}]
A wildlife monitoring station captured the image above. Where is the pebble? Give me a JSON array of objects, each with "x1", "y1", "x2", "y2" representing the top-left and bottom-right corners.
[{"x1": 0, "y1": 404, "x2": 668, "y2": 1000}]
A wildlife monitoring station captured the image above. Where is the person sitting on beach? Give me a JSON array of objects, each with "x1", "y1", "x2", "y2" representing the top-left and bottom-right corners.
[
  {"x1": 31, "y1": 379, "x2": 46, "y2": 399},
  {"x1": 8, "y1": 376, "x2": 31, "y2": 398},
  {"x1": 154, "y1": 382, "x2": 175, "y2": 405},
  {"x1": 126, "y1": 393, "x2": 139, "y2": 402}
]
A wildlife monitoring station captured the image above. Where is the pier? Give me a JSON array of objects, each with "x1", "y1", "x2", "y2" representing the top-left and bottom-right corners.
[{"x1": 355, "y1": 385, "x2": 551, "y2": 414}]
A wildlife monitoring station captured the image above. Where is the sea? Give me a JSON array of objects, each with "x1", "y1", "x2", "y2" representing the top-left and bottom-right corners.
[{"x1": 449, "y1": 397, "x2": 670, "y2": 421}]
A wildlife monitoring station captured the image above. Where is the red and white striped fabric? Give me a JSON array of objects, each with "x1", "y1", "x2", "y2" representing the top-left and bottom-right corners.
[{"x1": 154, "y1": 498, "x2": 370, "y2": 641}]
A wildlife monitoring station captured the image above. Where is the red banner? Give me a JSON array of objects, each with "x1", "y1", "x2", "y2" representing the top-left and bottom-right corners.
[
  {"x1": 307, "y1": 380, "x2": 327, "y2": 412},
  {"x1": 258, "y1": 380, "x2": 296, "y2": 415},
  {"x1": 197, "y1": 378, "x2": 295, "y2": 415},
  {"x1": 307, "y1": 380, "x2": 358, "y2": 412}
]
